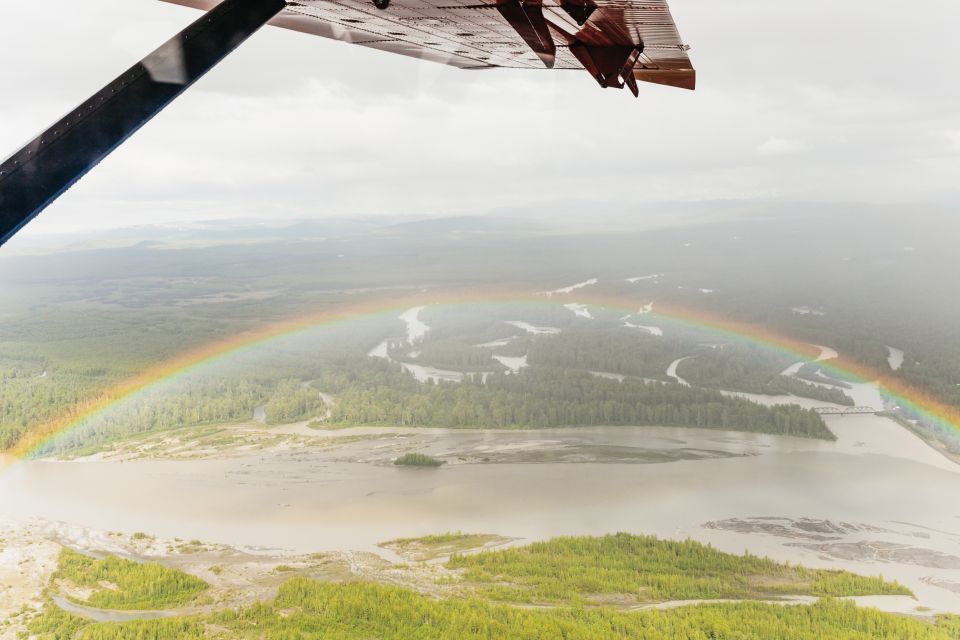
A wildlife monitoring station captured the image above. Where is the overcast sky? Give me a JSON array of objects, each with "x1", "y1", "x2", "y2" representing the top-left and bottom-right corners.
[{"x1": 0, "y1": 0, "x2": 958, "y2": 239}]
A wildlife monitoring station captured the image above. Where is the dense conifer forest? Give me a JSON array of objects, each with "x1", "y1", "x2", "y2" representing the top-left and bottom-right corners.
[{"x1": 325, "y1": 368, "x2": 834, "y2": 438}]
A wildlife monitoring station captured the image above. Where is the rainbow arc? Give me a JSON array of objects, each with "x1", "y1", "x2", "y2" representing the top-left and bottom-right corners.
[{"x1": 8, "y1": 290, "x2": 959, "y2": 461}]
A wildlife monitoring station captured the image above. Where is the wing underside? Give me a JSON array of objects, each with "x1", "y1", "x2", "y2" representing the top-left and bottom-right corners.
[{"x1": 162, "y1": 0, "x2": 694, "y2": 95}]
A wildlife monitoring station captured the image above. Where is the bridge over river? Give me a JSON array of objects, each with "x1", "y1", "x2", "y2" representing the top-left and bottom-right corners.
[{"x1": 813, "y1": 406, "x2": 879, "y2": 416}]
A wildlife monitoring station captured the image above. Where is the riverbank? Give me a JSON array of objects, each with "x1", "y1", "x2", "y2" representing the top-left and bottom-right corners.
[
  {"x1": 2, "y1": 416, "x2": 959, "y2": 617},
  {"x1": 0, "y1": 519, "x2": 941, "y2": 639}
]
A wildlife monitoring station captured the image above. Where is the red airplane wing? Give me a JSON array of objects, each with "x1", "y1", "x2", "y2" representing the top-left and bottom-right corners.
[{"x1": 162, "y1": 0, "x2": 695, "y2": 95}]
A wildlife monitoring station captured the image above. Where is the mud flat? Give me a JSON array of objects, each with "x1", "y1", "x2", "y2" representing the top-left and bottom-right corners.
[
  {"x1": 0, "y1": 519, "x2": 60, "y2": 630},
  {"x1": 564, "y1": 303, "x2": 592, "y2": 319},
  {"x1": 544, "y1": 278, "x2": 598, "y2": 296},
  {"x1": 887, "y1": 346, "x2": 905, "y2": 371},
  {"x1": 623, "y1": 320, "x2": 664, "y2": 336},
  {"x1": 667, "y1": 356, "x2": 692, "y2": 385},
  {"x1": 401, "y1": 362, "x2": 465, "y2": 383},
  {"x1": 58, "y1": 422, "x2": 387, "y2": 462},
  {"x1": 492, "y1": 354, "x2": 528, "y2": 373},
  {"x1": 505, "y1": 320, "x2": 561, "y2": 335},
  {"x1": 789, "y1": 541, "x2": 960, "y2": 570},
  {"x1": 781, "y1": 345, "x2": 838, "y2": 377}
]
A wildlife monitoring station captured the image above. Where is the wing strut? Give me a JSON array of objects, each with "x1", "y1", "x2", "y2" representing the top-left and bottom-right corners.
[{"x1": 0, "y1": 0, "x2": 287, "y2": 247}]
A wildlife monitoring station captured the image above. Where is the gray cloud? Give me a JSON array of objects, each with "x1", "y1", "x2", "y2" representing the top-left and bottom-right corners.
[{"x1": 0, "y1": 0, "x2": 957, "y2": 239}]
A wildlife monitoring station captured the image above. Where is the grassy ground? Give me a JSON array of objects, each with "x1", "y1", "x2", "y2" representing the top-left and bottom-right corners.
[
  {"x1": 380, "y1": 532, "x2": 511, "y2": 562},
  {"x1": 18, "y1": 532, "x2": 941, "y2": 640},
  {"x1": 447, "y1": 533, "x2": 911, "y2": 606},
  {"x1": 54, "y1": 548, "x2": 208, "y2": 610},
  {"x1": 24, "y1": 580, "x2": 960, "y2": 640}
]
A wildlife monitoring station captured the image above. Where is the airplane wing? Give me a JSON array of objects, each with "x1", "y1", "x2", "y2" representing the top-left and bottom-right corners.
[
  {"x1": 0, "y1": 0, "x2": 696, "y2": 247},
  {"x1": 162, "y1": 0, "x2": 695, "y2": 95}
]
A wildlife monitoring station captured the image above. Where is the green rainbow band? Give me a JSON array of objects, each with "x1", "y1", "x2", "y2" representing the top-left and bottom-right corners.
[{"x1": 7, "y1": 290, "x2": 959, "y2": 461}]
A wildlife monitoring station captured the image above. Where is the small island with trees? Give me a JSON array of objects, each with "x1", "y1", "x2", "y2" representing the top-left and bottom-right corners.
[{"x1": 393, "y1": 452, "x2": 445, "y2": 467}]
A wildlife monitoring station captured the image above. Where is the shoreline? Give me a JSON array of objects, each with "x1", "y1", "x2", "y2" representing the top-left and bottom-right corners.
[
  {"x1": 4, "y1": 417, "x2": 960, "y2": 625},
  {"x1": 0, "y1": 515, "x2": 944, "y2": 639}
]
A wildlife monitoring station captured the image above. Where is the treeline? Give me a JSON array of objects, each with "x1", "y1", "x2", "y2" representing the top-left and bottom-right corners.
[
  {"x1": 32, "y1": 378, "x2": 269, "y2": 456},
  {"x1": 0, "y1": 373, "x2": 98, "y2": 449},
  {"x1": 774, "y1": 307, "x2": 960, "y2": 413},
  {"x1": 527, "y1": 330, "x2": 853, "y2": 406},
  {"x1": 27, "y1": 373, "x2": 339, "y2": 456},
  {"x1": 676, "y1": 345, "x2": 794, "y2": 392},
  {"x1": 0, "y1": 308, "x2": 398, "y2": 454},
  {"x1": 527, "y1": 328, "x2": 685, "y2": 380},
  {"x1": 789, "y1": 325, "x2": 891, "y2": 374},
  {"x1": 796, "y1": 363, "x2": 854, "y2": 389},
  {"x1": 763, "y1": 375, "x2": 855, "y2": 406},
  {"x1": 899, "y1": 340, "x2": 960, "y2": 411},
  {"x1": 677, "y1": 347, "x2": 854, "y2": 405},
  {"x1": 326, "y1": 367, "x2": 834, "y2": 439},
  {"x1": 414, "y1": 336, "x2": 524, "y2": 371},
  {"x1": 310, "y1": 358, "x2": 422, "y2": 394},
  {"x1": 447, "y1": 533, "x2": 908, "y2": 604},
  {"x1": 54, "y1": 547, "x2": 208, "y2": 610},
  {"x1": 263, "y1": 379, "x2": 326, "y2": 424}
]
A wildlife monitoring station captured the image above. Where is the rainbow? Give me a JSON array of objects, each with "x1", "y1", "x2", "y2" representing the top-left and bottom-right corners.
[{"x1": 6, "y1": 289, "x2": 960, "y2": 461}]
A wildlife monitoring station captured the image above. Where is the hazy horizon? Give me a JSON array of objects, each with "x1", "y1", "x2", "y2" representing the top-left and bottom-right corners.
[{"x1": 1, "y1": 0, "x2": 958, "y2": 241}]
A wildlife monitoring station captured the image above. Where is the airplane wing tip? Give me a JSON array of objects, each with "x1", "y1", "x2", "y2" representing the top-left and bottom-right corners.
[{"x1": 634, "y1": 68, "x2": 697, "y2": 92}]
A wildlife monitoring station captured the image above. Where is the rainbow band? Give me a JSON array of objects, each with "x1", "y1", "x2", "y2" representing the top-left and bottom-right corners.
[{"x1": 7, "y1": 290, "x2": 960, "y2": 461}]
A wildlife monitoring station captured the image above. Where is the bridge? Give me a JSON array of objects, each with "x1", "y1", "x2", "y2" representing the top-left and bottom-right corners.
[{"x1": 812, "y1": 406, "x2": 879, "y2": 416}]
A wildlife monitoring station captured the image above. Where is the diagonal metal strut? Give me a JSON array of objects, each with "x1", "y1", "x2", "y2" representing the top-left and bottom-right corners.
[{"x1": 0, "y1": 0, "x2": 287, "y2": 247}]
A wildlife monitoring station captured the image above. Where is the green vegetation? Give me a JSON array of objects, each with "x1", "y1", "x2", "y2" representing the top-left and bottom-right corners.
[
  {"x1": 22, "y1": 603, "x2": 88, "y2": 640},
  {"x1": 763, "y1": 374, "x2": 855, "y2": 405},
  {"x1": 938, "y1": 615, "x2": 960, "y2": 635},
  {"x1": 30, "y1": 378, "x2": 271, "y2": 456},
  {"x1": 3, "y1": 211, "x2": 959, "y2": 458},
  {"x1": 381, "y1": 532, "x2": 506, "y2": 561},
  {"x1": 214, "y1": 581, "x2": 955, "y2": 640},
  {"x1": 0, "y1": 375, "x2": 93, "y2": 450},
  {"x1": 2, "y1": 313, "x2": 394, "y2": 457},
  {"x1": 54, "y1": 547, "x2": 207, "y2": 610},
  {"x1": 22, "y1": 534, "x2": 951, "y2": 640},
  {"x1": 26, "y1": 609, "x2": 204, "y2": 640},
  {"x1": 447, "y1": 533, "x2": 910, "y2": 605},
  {"x1": 263, "y1": 379, "x2": 326, "y2": 424},
  {"x1": 23, "y1": 581, "x2": 959, "y2": 640},
  {"x1": 675, "y1": 346, "x2": 854, "y2": 406},
  {"x1": 397, "y1": 531, "x2": 479, "y2": 545},
  {"x1": 527, "y1": 327, "x2": 684, "y2": 380},
  {"x1": 394, "y1": 452, "x2": 445, "y2": 467},
  {"x1": 331, "y1": 368, "x2": 835, "y2": 439},
  {"x1": 796, "y1": 363, "x2": 854, "y2": 389}
]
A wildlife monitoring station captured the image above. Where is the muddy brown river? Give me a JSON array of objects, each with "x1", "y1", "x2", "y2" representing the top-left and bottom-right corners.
[{"x1": 2, "y1": 415, "x2": 960, "y2": 613}]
